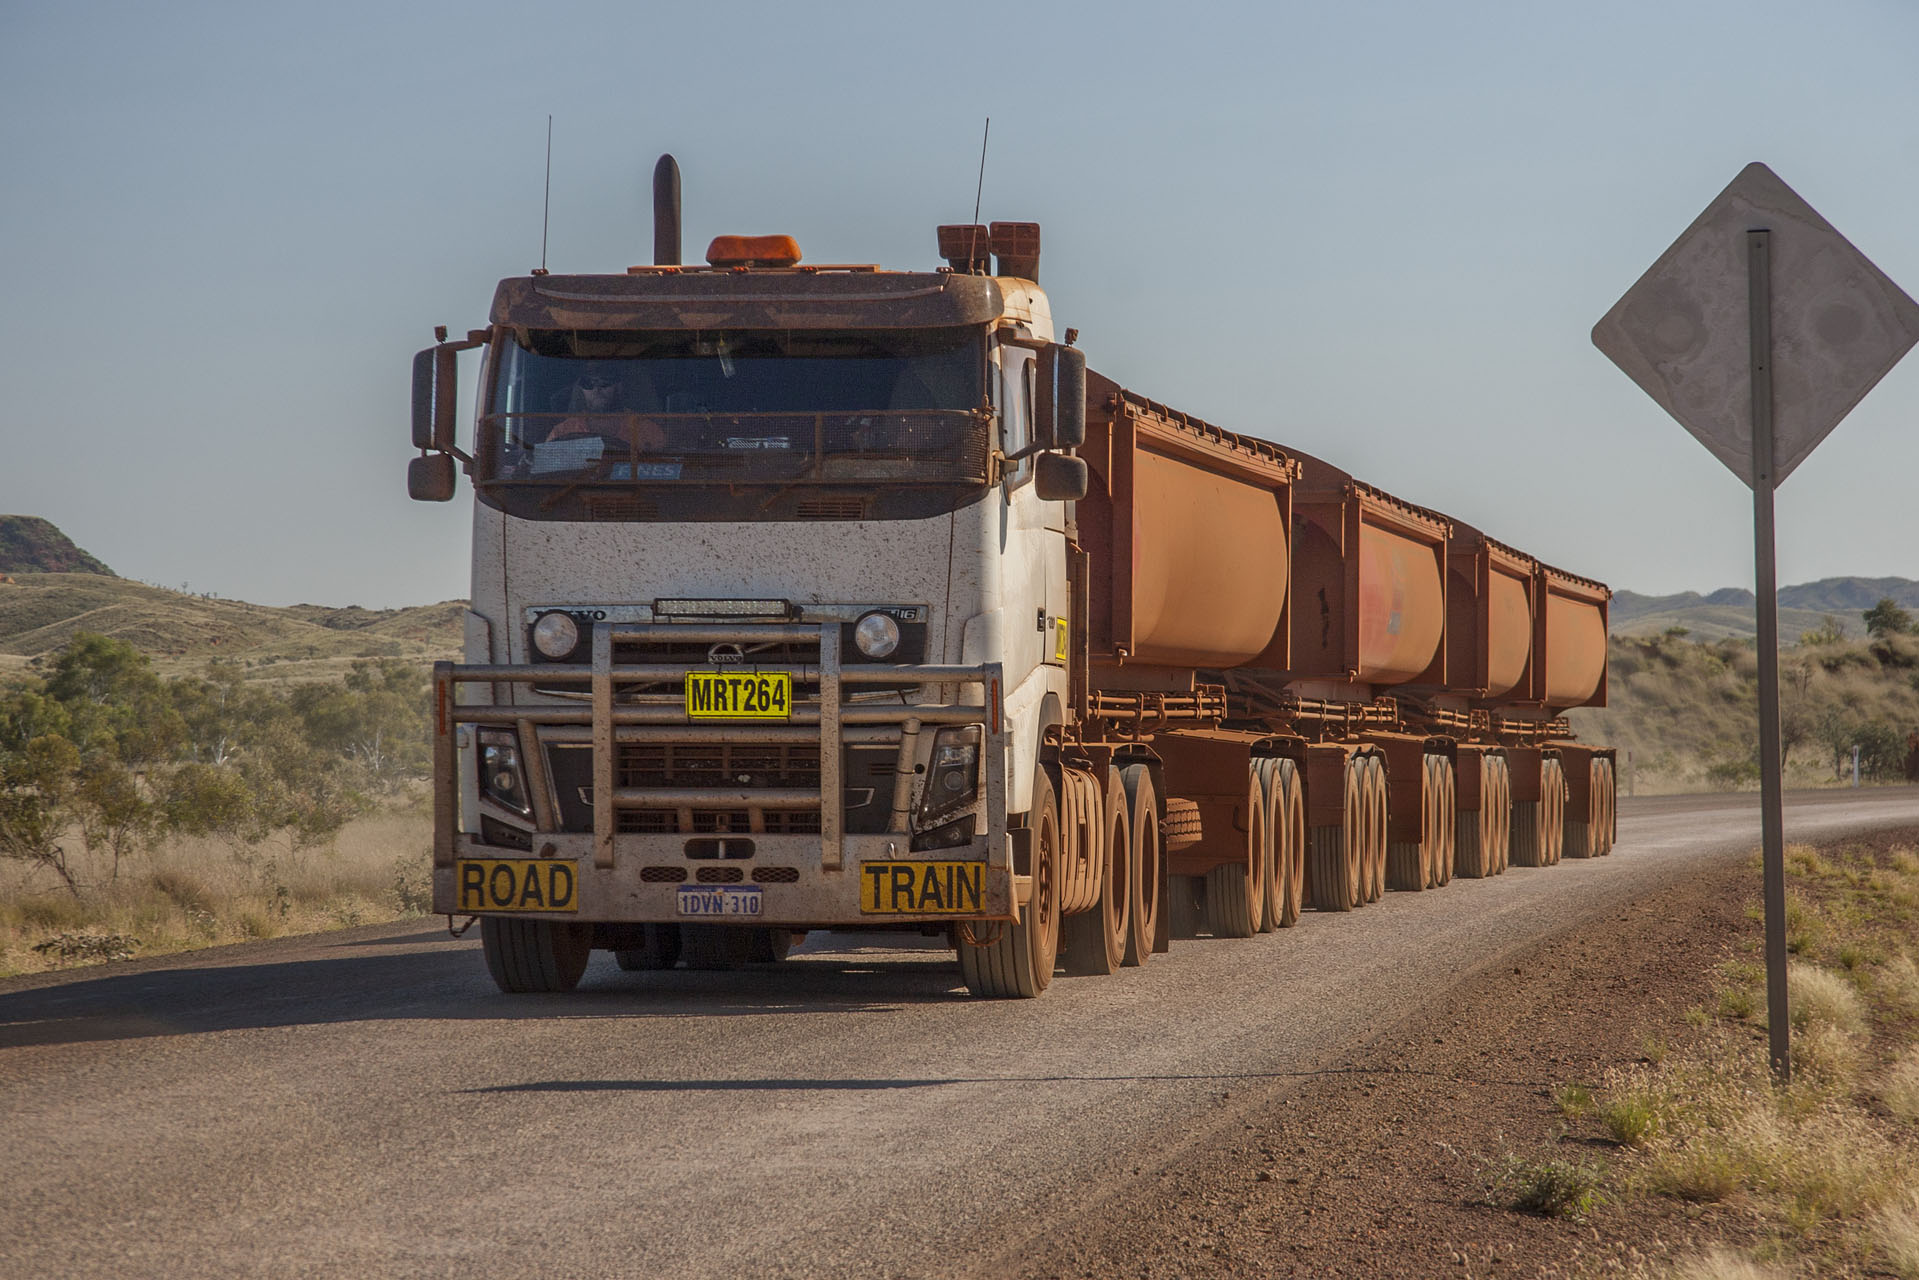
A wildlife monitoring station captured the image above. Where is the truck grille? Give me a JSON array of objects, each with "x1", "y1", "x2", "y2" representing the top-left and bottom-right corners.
[
  {"x1": 618, "y1": 742, "x2": 821, "y2": 790},
  {"x1": 618, "y1": 809, "x2": 822, "y2": 835}
]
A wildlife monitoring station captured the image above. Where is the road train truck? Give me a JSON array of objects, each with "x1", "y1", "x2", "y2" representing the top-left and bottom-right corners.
[{"x1": 407, "y1": 159, "x2": 1615, "y2": 998}]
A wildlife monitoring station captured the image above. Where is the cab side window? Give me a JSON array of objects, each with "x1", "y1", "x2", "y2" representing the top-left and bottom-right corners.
[{"x1": 1000, "y1": 348, "x2": 1034, "y2": 485}]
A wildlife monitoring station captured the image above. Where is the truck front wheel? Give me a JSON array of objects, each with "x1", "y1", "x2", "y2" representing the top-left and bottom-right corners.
[
  {"x1": 959, "y1": 768, "x2": 1061, "y2": 998},
  {"x1": 481, "y1": 917, "x2": 593, "y2": 993}
]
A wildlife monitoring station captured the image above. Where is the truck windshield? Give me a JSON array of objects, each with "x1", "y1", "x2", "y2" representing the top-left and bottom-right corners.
[{"x1": 477, "y1": 327, "x2": 989, "y2": 522}]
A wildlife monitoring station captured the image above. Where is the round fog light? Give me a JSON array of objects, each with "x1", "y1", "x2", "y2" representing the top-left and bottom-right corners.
[
  {"x1": 532, "y1": 611, "x2": 581, "y2": 659},
  {"x1": 854, "y1": 612, "x2": 901, "y2": 659}
]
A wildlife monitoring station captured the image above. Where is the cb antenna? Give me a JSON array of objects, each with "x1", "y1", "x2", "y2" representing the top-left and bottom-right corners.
[
  {"x1": 968, "y1": 117, "x2": 990, "y2": 271},
  {"x1": 538, "y1": 114, "x2": 553, "y2": 273}
]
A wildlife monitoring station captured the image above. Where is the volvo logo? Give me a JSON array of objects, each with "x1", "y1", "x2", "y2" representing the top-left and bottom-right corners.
[{"x1": 707, "y1": 643, "x2": 746, "y2": 666}]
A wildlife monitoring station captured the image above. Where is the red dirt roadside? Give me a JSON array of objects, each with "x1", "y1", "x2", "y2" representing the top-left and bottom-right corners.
[{"x1": 1000, "y1": 843, "x2": 1780, "y2": 1279}]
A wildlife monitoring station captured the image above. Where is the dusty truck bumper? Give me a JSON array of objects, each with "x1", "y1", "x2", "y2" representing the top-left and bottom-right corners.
[{"x1": 427, "y1": 621, "x2": 1015, "y2": 926}]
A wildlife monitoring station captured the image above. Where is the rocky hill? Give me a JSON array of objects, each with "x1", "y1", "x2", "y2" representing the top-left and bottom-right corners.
[
  {"x1": 0, "y1": 515, "x2": 113, "y2": 577},
  {"x1": 1610, "y1": 577, "x2": 1919, "y2": 641},
  {"x1": 0, "y1": 574, "x2": 462, "y2": 683}
]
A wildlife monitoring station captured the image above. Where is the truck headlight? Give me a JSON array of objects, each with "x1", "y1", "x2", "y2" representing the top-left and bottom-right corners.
[
  {"x1": 853, "y1": 611, "x2": 901, "y2": 659},
  {"x1": 478, "y1": 728, "x2": 532, "y2": 816},
  {"x1": 917, "y1": 725, "x2": 981, "y2": 824},
  {"x1": 531, "y1": 611, "x2": 582, "y2": 661}
]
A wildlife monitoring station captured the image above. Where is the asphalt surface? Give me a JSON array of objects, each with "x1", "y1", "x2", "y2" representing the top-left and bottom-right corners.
[{"x1": 5, "y1": 788, "x2": 1919, "y2": 1280}]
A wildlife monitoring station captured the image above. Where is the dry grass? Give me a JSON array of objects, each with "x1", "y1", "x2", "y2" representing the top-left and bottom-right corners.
[
  {"x1": 0, "y1": 805, "x2": 433, "y2": 976},
  {"x1": 1577, "y1": 837, "x2": 1919, "y2": 1273},
  {"x1": 1787, "y1": 963, "x2": 1868, "y2": 1036},
  {"x1": 1665, "y1": 1248, "x2": 1794, "y2": 1280},
  {"x1": 1883, "y1": 1047, "x2": 1919, "y2": 1122},
  {"x1": 1875, "y1": 1188, "x2": 1919, "y2": 1278}
]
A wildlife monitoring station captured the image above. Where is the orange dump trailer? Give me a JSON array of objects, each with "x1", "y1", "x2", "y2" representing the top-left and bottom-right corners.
[{"x1": 1053, "y1": 372, "x2": 1614, "y2": 955}]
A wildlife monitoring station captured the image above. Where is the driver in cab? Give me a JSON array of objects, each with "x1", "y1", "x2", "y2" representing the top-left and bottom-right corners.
[{"x1": 548, "y1": 371, "x2": 667, "y2": 451}]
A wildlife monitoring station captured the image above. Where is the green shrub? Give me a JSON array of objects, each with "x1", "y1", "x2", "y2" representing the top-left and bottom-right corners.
[{"x1": 1490, "y1": 1151, "x2": 1604, "y2": 1218}]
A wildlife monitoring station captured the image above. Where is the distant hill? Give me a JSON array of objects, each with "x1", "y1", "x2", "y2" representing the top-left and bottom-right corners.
[
  {"x1": 1611, "y1": 577, "x2": 1919, "y2": 642},
  {"x1": 0, "y1": 573, "x2": 462, "y2": 683},
  {"x1": 0, "y1": 516, "x2": 113, "y2": 577}
]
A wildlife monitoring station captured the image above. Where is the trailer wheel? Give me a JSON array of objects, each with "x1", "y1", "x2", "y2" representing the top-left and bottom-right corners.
[
  {"x1": 614, "y1": 924, "x2": 682, "y2": 971},
  {"x1": 1454, "y1": 760, "x2": 1491, "y2": 880},
  {"x1": 1363, "y1": 755, "x2": 1387, "y2": 904},
  {"x1": 1121, "y1": 764, "x2": 1163, "y2": 965},
  {"x1": 1598, "y1": 758, "x2": 1617, "y2": 855},
  {"x1": 1545, "y1": 757, "x2": 1567, "y2": 865},
  {"x1": 1254, "y1": 759, "x2": 1280, "y2": 934},
  {"x1": 1308, "y1": 755, "x2": 1364, "y2": 911},
  {"x1": 1387, "y1": 756, "x2": 1430, "y2": 893},
  {"x1": 959, "y1": 768, "x2": 1061, "y2": 997},
  {"x1": 1203, "y1": 767, "x2": 1267, "y2": 938},
  {"x1": 1512, "y1": 757, "x2": 1558, "y2": 868},
  {"x1": 1494, "y1": 755, "x2": 1512, "y2": 874},
  {"x1": 481, "y1": 917, "x2": 593, "y2": 993},
  {"x1": 1268, "y1": 759, "x2": 1304, "y2": 927},
  {"x1": 1062, "y1": 767, "x2": 1131, "y2": 976},
  {"x1": 1431, "y1": 756, "x2": 1456, "y2": 887}
]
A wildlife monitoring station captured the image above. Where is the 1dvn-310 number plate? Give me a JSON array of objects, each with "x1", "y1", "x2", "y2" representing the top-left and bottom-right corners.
[{"x1": 684, "y1": 671, "x2": 792, "y2": 720}]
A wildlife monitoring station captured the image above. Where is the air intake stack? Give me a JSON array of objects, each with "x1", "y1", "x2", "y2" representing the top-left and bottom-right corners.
[{"x1": 653, "y1": 154, "x2": 681, "y2": 266}]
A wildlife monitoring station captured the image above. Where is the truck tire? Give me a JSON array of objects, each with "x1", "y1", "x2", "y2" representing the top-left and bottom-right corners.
[
  {"x1": 1483, "y1": 756, "x2": 1505, "y2": 874},
  {"x1": 1540, "y1": 757, "x2": 1566, "y2": 866},
  {"x1": 1308, "y1": 756, "x2": 1364, "y2": 912},
  {"x1": 1565, "y1": 756, "x2": 1602, "y2": 859},
  {"x1": 1062, "y1": 767, "x2": 1131, "y2": 976},
  {"x1": 1430, "y1": 756, "x2": 1456, "y2": 887},
  {"x1": 481, "y1": 917, "x2": 593, "y2": 993},
  {"x1": 1512, "y1": 757, "x2": 1561, "y2": 869},
  {"x1": 1254, "y1": 759, "x2": 1279, "y2": 934},
  {"x1": 1121, "y1": 763, "x2": 1163, "y2": 965},
  {"x1": 1386, "y1": 755, "x2": 1429, "y2": 893},
  {"x1": 959, "y1": 768, "x2": 1061, "y2": 997},
  {"x1": 614, "y1": 924, "x2": 682, "y2": 971},
  {"x1": 1363, "y1": 755, "x2": 1387, "y2": 904},
  {"x1": 1266, "y1": 758, "x2": 1304, "y2": 928},
  {"x1": 1203, "y1": 767, "x2": 1267, "y2": 938},
  {"x1": 1598, "y1": 758, "x2": 1617, "y2": 855}
]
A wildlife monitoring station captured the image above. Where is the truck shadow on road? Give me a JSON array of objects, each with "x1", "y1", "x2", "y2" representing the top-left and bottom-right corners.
[{"x1": 0, "y1": 947, "x2": 979, "y2": 1050}]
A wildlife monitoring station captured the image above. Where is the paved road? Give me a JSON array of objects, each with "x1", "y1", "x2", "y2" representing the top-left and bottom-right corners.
[{"x1": 4, "y1": 789, "x2": 1917, "y2": 1279}]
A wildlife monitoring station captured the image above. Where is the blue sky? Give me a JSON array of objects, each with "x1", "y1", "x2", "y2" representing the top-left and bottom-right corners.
[{"x1": 3, "y1": 0, "x2": 1916, "y2": 608}]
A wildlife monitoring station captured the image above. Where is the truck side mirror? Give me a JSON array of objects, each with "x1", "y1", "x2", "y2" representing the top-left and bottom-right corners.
[
  {"x1": 1034, "y1": 453, "x2": 1088, "y2": 502},
  {"x1": 410, "y1": 346, "x2": 459, "y2": 451},
  {"x1": 1034, "y1": 343, "x2": 1086, "y2": 451},
  {"x1": 408, "y1": 453, "x2": 457, "y2": 502}
]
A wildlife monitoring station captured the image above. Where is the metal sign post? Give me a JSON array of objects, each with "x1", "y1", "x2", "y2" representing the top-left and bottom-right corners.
[
  {"x1": 1595, "y1": 163, "x2": 1919, "y2": 1083},
  {"x1": 1746, "y1": 229, "x2": 1790, "y2": 1080}
]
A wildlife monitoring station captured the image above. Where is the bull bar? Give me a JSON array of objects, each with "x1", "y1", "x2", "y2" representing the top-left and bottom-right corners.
[{"x1": 430, "y1": 621, "x2": 1011, "y2": 922}]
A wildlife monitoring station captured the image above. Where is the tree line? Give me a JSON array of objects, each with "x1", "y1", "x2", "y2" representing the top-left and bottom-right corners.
[{"x1": 0, "y1": 634, "x2": 429, "y2": 895}]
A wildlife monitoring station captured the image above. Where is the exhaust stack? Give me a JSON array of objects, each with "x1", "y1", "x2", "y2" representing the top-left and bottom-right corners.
[{"x1": 653, "y1": 154, "x2": 681, "y2": 266}]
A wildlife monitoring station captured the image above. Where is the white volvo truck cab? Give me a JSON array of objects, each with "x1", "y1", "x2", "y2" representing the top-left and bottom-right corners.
[{"x1": 409, "y1": 188, "x2": 1089, "y2": 998}]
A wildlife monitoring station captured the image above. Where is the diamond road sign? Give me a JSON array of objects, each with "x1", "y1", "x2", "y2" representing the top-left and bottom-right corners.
[{"x1": 1593, "y1": 162, "x2": 1919, "y2": 488}]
